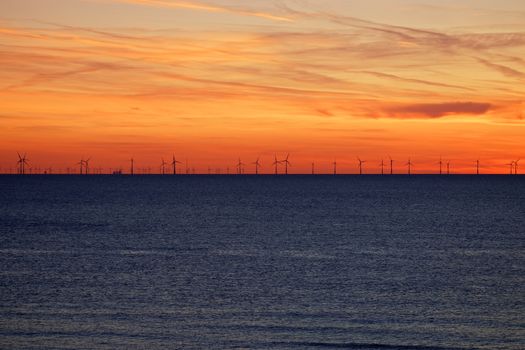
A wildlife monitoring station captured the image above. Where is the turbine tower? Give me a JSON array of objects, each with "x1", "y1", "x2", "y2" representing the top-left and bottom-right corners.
[
  {"x1": 160, "y1": 158, "x2": 167, "y2": 175},
  {"x1": 333, "y1": 160, "x2": 337, "y2": 175},
  {"x1": 357, "y1": 157, "x2": 366, "y2": 175},
  {"x1": 476, "y1": 159, "x2": 480, "y2": 175},
  {"x1": 236, "y1": 158, "x2": 246, "y2": 175},
  {"x1": 16, "y1": 153, "x2": 22, "y2": 174},
  {"x1": 171, "y1": 155, "x2": 182, "y2": 175},
  {"x1": 130, "y1": 158, "x2": 134, "y2": 175},
  {"x1": 272, "y1": 155, "x2": 280, "y2": 175},
  {"x1": 311, "y1": 162, "x2": 315, "y2": 175},
  {"x1": 446, "y1": 161, "x2": 450, "y2": 175},
  {"x1": 84, "y1": 158, "x2": 91, "y2": 175},
  {"x1": 389, "y1": 155, "x2": 394, "y2": 175},
  {"x1": 280, "y1": 154, "x2": 291, "y2": 175},
  {"x1": 252, "y1": 157, "x2": 261, "y2": 175},
  {"x1": 77, "y1": 158, "x2": 83, "y2": 175},
  {"x1": 380, "y1": 159, "x2": 385, "y2": 175},
  {"x1": 406, "y1": 158, "x2": 413, "y2": 175},
  {"x1": 515, "y1": 159, "x2": 521, "y2": 175},
  {"x1": 17, "y1": 152, "x2": 29, "y2": 175},
  {"x1": 438, "y1": 157, "x2": 443, "y2": 175},
  {"x1": 506, "y1": 161, "x2": 515, "y2": 175}
]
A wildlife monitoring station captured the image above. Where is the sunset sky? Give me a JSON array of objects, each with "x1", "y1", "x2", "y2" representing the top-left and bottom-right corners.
[{"x1": 1, "y1": 0, "x2": 524, "y2": 174}]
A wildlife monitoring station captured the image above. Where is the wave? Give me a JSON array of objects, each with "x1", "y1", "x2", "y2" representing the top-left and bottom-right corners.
[{"x1": 265, "y1": 341, "x2": 478, "y2": 350}]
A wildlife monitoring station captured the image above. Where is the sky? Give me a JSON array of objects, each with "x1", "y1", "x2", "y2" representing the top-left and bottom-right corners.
[{"x1": 1, "y1": 0, "x2": 524, "y2": 174}]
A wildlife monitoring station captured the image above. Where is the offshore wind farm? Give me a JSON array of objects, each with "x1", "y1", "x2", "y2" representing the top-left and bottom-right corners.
[{"x1": 5, "y1": 152, "x2": 523, "y2": 175}]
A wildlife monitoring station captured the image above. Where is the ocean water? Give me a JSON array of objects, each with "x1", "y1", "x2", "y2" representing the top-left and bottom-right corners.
[{"x1": 0, "y1": 175, "x2": 524, "y2": 350}]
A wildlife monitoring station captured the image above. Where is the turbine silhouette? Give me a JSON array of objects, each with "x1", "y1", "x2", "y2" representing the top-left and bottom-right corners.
[
  {"x1": 17, "y1": 152, "x2": 29, "y2": 175},
  {"x1": 160, "y1": 158, "x2": 167, "y2": 175},
  {"x1": 281, "y1": 154, "x2": 291, "y2": 175},
  {"x1": 171, "y1": 155, "x2": 182, "y2": 175},
  {"x1": 252, "y1": 157, "x2": 261, "y2": 175},
  {"x1": 272, "y1": 155, "x2": 280, "y2": 175},
  {"x1": 357, "y1": 157, "x2": 366, "y2": 175},
  {"x1": 406, "y1": 158, "x2": 413, "y2": 175},
  {"x1": 236, "y1": 158, "x2": 246, "y2": 175},
  {"x1": 84, "y1": 158, "x2": 91, "y2": 175},
  {"x1": 77, "y1": 158, "x2": 84, "y2": 175}
]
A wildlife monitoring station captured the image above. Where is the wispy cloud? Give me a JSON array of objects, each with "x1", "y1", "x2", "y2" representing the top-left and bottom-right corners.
[
  {"x1": 112, "y1": 0, "x2": 293, "y2": 22},
  {"x1": 0, "y1": 5, "x2": 523, "y2": 123},
  {"x1": 358, "y1": 71, "x2": 474, "y2": 91},
  {"x1": 476, "y1": 57, "x2": 525, "y2": 79}
]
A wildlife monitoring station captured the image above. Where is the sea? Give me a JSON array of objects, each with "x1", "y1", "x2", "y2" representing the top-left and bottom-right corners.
[{"x1": 0, "y1": 175, "x2": 524, "y2": 349}]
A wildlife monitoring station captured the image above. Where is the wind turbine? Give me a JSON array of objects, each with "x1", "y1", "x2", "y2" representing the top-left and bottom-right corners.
[
  {"x1": 333, "y1": 160, "x2": 337, "y2": 175},
  {"x1": 506, "y1": 161, "x2": 515, "y2": 175},
  {"x1": 280, "y1": 154, "x2": 291, "y2": 175},
  {"x1": 406, "y1": 158, "x2": 413, "y2": 175},
  {"x1": 446, "y1": 161, "x2": 450, "y2": 175},
  {"x1": 252, "y1": 157, "x2": 261, "y2": 175},
  {"x1": 84, "y1": 158, "x2": 91, "y2": 175},
  {"x1": 515, "y1": 159, "x2": 521, "y2": 175},
  {"x1": 357, "y1": 157, "x2": 366, "y2": 175},
  {"x1": 272, "y1": 155, "x2": 280, "y2": 175},
  {"x1": 160, "y1": 158, "x2": 167, "y2": 175},
  {"x1": 24, "y1": 155, "x2": 30, "y2": 174},
  {"x1": 236, "y1": 158, "x2": 245, "y2": 175},
  {"x1": 311, "y1": 162, "x2": 315, "y2": 175},
  {"x1": 16, "y1": 153, "x2": 22, "y2": 174},
  {"x1": 17, "y1": 152, "x2": 29, "y2": 175},
  {"x1": 130, "y1": 158, "x2": 134, "y2": 175},
  {"x1": 171, "y1": 155, "x2": 182, "y2": 175},
  {"x1": 389, "y1": 155, "x2": 394, "y2": 175},
  {"x1": 438, "y1": 157, "x2": 443, "y2": 175},
  {"x1": 77, "y1": 158, "x2": 84, "y2": 175},
  {"x1": 476, "y1": 159, "x2": 480, "y2": 175},
  {"x1": 380, "y1": 159, "x2": 385, "y2": 175}
]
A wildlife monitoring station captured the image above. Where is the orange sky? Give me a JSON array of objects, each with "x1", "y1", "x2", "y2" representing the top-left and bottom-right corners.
[{"x1": 1, "y1": 0, "x2": 524, "y2": 174}]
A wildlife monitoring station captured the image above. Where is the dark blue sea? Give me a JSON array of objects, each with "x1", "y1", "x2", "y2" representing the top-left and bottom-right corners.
[{"x1": 0, "y1": 175, "x2": 524, "y2": 349}]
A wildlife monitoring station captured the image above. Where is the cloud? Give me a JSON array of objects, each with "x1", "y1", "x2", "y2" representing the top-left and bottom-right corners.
[
  {"x1": 359, "y1": 71, "x2": 473, "y2": 91},
  {"x1": 476, "y1": 58, "x2": 525, "y2": 79},
  {"x1": 384, "y1": 102, "x2": 493, "y2": 118},
  {"x1": 0, "y1": 15, "x2": 521, "y2": 124},
  {"x1": 112, "y1": 0, "x2": 293, "y2": 22},
  {"x1": 279, "y1": 4, "x2": 525, "y2": 52}
]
